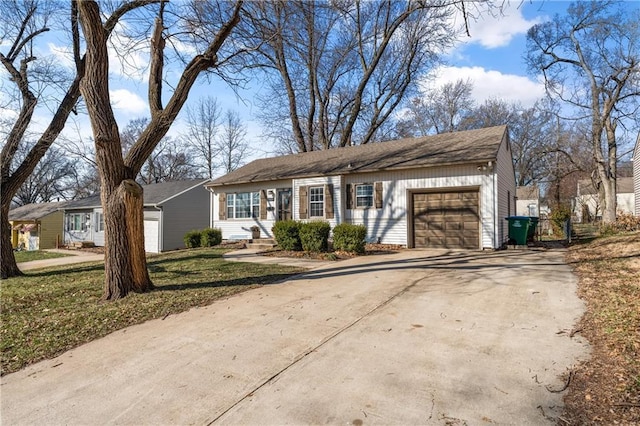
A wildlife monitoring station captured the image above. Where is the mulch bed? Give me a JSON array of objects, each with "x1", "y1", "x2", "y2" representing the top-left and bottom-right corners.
[{"x1": 261, "y1": 243, "x2": 405, "y2": 260}]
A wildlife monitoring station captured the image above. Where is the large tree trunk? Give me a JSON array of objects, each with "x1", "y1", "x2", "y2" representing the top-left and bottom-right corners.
[
  {"x1": 0, "y1": 201, "x2": 22, "y2": 279},
  {"x1": 78, "y1": 0, "x2": 242, "y2": 300},
  {"x1": 101, "y1": 179, "x2": 152, "y2": 300}
]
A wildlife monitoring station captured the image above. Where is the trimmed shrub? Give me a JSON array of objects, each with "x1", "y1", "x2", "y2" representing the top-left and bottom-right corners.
[
  {"x1": 201, "y1": 227, "x2": 222, "y2": 247},
  {"x1": 550, "y1": 205, "x2": 572, "y2": 237},
  {"x1": 184, "y1": 230, "x2": 202, "y2": 248},
  {"x1": 299, "y1": 221, "x2": 331, "y2": 252},
  {"x1": 273, "y1": 220, "x2": 302, "y2": 251},
  {"x1": 332, "y1": 223, "x2": 367, "y2": 254}
]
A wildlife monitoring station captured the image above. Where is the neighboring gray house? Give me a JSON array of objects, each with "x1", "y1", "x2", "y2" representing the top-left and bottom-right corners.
[
  {"x1": 574, "y1": 177, "x2": 635, "y2": 222},
  {"x1": 63, "y1": 179, "x2": 210, "y2": 253},
  {"x1": 516, "y1": 186, "x2": 540, "y2": 217},
  {"x1": 206, "y1": 126, "x2": 516, "y2": 250}
]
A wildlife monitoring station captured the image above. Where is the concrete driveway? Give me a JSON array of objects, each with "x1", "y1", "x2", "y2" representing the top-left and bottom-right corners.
[{"x1": 1, "y1": 249, "x2": 588, "y2": 425}]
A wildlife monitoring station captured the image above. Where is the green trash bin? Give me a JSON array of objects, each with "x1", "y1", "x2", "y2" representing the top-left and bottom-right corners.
[
  {"x1": 527, "y1": 216, "x2": 539, "y2": 241},
  {"x1": 506, "y1": 216, "x2": 530, "y2": 245}
]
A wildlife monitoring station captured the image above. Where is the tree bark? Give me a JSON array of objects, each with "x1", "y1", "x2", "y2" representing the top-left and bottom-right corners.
[
  {"x1": 78, "y1": 0, "x2": 242, "y2": 300},
  {"x1": 0, "y1": 202, "x2": 22, "y2": 279}
]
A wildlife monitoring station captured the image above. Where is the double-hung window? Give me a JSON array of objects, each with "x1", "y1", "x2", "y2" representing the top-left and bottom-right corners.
[
  {"x1": 67, "y1": 213, "x2": 87, "y2": 231},
  {"x1": 355, "y1": 184, "x2": 374, "y2": 208},
  {"x1": 227, "y1": 192, "x2": 260, "y2": 219},
  {"x1": 309, "y1": 187, "x2": 324, "y2": 217},
  {"x1": 96, "y1": 212, "x2": 105, "y2": 232}
]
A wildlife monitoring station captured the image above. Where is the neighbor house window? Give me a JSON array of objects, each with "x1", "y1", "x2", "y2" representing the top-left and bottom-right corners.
[
  {"x1": 96, "y1": 212, "x2": 105, "y2": 232},
  {"x1": 356, "y1": 184, "x2": 374, "y2": 208},
  {"x1": 309, "y1": 186, "x2": 324, "y2": 217},
  {"x1": 226, "y1": 192, "x2": 260, "y2": 219},
  {"x1": 67, "y1": 213, "x2": 88, "y2": 231}
]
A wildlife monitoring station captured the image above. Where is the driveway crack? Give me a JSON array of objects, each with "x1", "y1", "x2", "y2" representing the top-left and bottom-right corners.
[{"x1": 206, "y1": 275, "x2": 426, "y2": 424}]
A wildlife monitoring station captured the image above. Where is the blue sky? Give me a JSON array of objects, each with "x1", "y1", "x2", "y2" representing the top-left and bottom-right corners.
[{"x1": 3, "y1": 1, "x2": 639, "y2": 165}]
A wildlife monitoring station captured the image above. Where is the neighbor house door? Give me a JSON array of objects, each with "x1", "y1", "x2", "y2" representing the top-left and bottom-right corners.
[{"x1": 277, "y1": 189, "x2": 292, "y2": 221}]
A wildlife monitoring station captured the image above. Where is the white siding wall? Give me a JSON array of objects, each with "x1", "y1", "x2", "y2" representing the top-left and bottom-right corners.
[
  {"x1": 344, "y1": 165, "x2": 497, "y2": 248},
  {"x1": 293, "y1": 176, "x2": 342, "y2": 228},
  {"x1": 210, "y1": 180, "x2": 291, "y2": 240},
  {"x1": 496, "y1": 134, "x2": 517, "y2": 247}
]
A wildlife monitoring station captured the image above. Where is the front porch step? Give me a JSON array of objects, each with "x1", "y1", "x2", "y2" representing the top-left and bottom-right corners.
[{"x1": 246, "y1": 238, "x2": 277, "y2": 250}]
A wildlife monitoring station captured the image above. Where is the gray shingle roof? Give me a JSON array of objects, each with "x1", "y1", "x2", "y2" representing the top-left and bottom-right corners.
[
  {"x1": 9, "y1": 202, "x2": 69, "y2": 221},
  {"x1": 208, "y1": 125, "x2": 508, "y2": 186},
  {"x1": 64, "y1": 179, "x2": 209, "y2": 210}
]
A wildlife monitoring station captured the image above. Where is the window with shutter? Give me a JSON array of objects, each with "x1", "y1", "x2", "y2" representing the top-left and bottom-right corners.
[
  {"x1": 260, "y1": 190, "x2": 268, "y2": 220},
  {"x1": 346, "y1": 183, "x2": 354, "y2": 209},
  {"x1": 299, "y1": 186, "x2": 308, "y2": 219},
  {"x1": 375, "y1": 182, "x2": 383, "y2": 209},
  {"x1": 325, "y1": 184, "x2": 334, "y2": 219},
  {"x1": 218, "y1": 193, "x2": 226, "y2": 220}
]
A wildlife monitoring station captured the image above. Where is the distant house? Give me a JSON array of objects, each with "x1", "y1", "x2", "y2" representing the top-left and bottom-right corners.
[
  {"x1": 516, "y1": 186, "x2": 540, "y2": 217},
  {"x1": 574, "y1": 177, "x2": 635, "y2": 222},
  {"x1": 206, "y1": 126, "x2": 516, "y2": 250},
  {"x1": 63, "y1": 179, "x2": 210, "y2": 253},
  {"x1": 634, "y1": 134, "x2": 640, "y2": 216},
  {"x1": 8, "y1": 202, "x2": 67, "y2": 250}
]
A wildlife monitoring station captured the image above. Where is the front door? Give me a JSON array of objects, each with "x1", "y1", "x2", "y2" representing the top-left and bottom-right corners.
[{"x1": 277, "y1": 188, "x2": 292, "y2": 221}]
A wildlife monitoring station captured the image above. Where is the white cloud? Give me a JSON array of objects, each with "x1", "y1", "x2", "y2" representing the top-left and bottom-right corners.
[
  {"x1": 424, "y1": 66, "x2": 545, "y2": 107},
  {"x1": 110, "y1": 89, "x2": 148, "y2": 115},
  {"x1": 458, "y1": 3, "x2": 545, "y2": 49}
]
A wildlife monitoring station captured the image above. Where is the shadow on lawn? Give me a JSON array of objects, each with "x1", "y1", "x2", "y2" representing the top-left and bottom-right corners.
[
  {"x1": 25, "y1": 262, "x2": 105, "y2": 277},
  {"x1": 154, "y1": 272, "x2": 299, "y2": 292}
]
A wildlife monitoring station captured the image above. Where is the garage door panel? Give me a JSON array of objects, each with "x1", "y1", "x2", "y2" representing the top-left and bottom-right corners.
[{"x1": 413, "y1": 190, "x2": 479, "y2": 249}]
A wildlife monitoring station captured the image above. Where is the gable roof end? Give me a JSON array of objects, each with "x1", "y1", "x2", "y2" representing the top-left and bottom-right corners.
[{"x1": 8, "y1": 201, "x2": 69, "y2": 221}]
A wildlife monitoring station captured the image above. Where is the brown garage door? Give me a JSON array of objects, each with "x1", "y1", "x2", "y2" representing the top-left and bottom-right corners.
[{"x1": 413, "y1": 190, "x2": 479, "y2": 249}]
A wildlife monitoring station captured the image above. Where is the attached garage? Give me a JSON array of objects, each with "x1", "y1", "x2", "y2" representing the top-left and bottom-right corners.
[
  {"x1": 411, "y1": 189, "x2": 480, "y2": 249},
  {"x1": 207, "y1": 125, "x2": 516, "y2": 249}
]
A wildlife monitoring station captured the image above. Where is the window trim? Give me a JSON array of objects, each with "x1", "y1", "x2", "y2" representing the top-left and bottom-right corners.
[
  {"x1": 96, "y1": 212, "x2": 105, "y2": 232},
  {"x1": 309, "y1": 186, "x2": 325, "y2": 218},
  {"x1": 226, "y1": 191, "x2": 260, "y2": 220},
  {"x1": 67, "y1": 213, "x2": 88, "y2": 232},
  {"x1": 355, "y1": 183, "x2": 374, "y2": 209}
]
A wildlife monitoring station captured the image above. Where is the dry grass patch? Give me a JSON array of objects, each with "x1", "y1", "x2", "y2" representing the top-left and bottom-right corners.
[
  {"x1": 563, "y1": 231, "x2": 640, "y2": 424},
  {"x1": 14, "y1": 250, "x2": 72, "y2": 263},
  {"x1": 1, "y1": 248, "x2": 302, "y2": 375}
]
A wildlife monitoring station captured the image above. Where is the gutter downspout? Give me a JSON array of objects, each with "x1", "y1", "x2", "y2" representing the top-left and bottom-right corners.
[
  {"x1": 492, "y1": 161, "x2": 498, "y2": 249},
  {"x1": 155, "y1": 205, "x2": 163, "y2": 253},
  {"x1": 205, "y1": 186, "x2": 215, "y2": 228}
]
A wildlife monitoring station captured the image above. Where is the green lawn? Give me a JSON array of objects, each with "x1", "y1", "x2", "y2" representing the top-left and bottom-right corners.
[
  {"x1": 1, "y1": 248, "x2": 303, "y2": 375},
  {"x1": 14, "y1": 250, "x2": 72, "y2": 263}
]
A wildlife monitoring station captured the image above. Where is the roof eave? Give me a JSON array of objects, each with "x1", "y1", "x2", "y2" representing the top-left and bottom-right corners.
[{"x1": 207, "y1": 157, "x2": 498, "y2": 188}]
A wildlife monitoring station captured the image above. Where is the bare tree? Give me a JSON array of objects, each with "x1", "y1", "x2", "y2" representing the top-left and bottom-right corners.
[
  {"x1": 398, "y1": 78, "x2": 475, "y2": 136},
  {"x1": 139, "y1": 136, "x2": 199, "y2": 184},
  {"x1": 120, "y1": 118, "x2": 197, "y2": 184},
  {"x1": 183, "y1": 96, "x2": 221, "y2": 178},
  {"x1": 1, "y1": 0, "x2": 86, "y2": 278},
  {"x1": 77, "y1": 0, "x2": 243, "y2": 300},
  {"x1": 12, "y1": 145, "x2": 77, "y2": 205},
  {"x1": 526, "y1": 0, "x2": 640, "y2": 223},
  {"x1": 217, "y1": 109, "x2": 248, "y2": 174},
  {"x1": 244, "y1": 1, "x2": 475, "y2": 152}
]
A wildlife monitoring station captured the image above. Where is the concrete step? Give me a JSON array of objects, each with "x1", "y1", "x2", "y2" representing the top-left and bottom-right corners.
[
  {"x1": 246, "y1": 238, "x2": 277, "y2": 250},
  {"x1": 246, "y1": 243, "x2": 277, "y2": 250}
]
